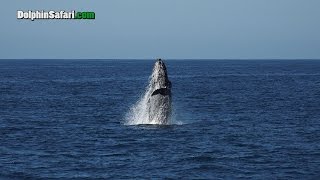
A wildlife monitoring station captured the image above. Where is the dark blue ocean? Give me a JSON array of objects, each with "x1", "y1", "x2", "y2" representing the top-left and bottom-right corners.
[{"x1": 0, "y1": 60, "x2": 319, "y2": 179}]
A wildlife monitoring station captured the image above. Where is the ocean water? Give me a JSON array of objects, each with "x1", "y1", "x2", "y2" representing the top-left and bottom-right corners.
[{"x1": 0, "y1": 60, "x2": 319, "y2": 179}]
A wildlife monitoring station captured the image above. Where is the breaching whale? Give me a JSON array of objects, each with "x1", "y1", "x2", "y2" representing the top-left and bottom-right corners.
[
  {"x1": 147, "y1": 59, "x2": 172, "y2": 124},
  {"x1": 125, "y1": 58, "x2": 172, "y2": 125}
]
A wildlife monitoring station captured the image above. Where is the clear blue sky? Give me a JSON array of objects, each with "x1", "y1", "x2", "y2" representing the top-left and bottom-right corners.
[{"x1": 1, "y1": 0, "x2": 320, "y2": 59}]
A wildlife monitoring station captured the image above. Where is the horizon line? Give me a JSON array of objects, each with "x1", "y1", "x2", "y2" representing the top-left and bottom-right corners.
[{"x1": 1, "y1": 58, "x2": 320, "y2": 60}]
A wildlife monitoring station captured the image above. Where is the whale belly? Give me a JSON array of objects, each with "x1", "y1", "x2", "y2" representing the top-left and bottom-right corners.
[{"x1": 148, "y1": 94, "x2": 171, "y2": 124}]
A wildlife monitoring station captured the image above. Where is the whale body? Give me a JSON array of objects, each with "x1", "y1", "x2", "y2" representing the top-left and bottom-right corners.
[{"x1": 147, "y1": 59, "x2": 172, "y2": 124}]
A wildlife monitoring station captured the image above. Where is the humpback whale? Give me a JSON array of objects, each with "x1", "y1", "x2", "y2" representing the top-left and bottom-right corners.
[
  {"x1": 147, "y1": 59, "x2": 172, "y2": 124},
  {"x1": 125, "y1": 58, "x2": 172, "y2": 125}
]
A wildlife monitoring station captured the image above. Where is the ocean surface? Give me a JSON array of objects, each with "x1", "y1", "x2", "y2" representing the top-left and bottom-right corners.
[{"x1": 0, "y1": 60, "x2": 319, "y2": 179}]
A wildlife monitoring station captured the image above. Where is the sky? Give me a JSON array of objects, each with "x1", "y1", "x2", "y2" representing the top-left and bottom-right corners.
[{"x1": 1, "y1": 0, "x2": 320, "y2": 59}]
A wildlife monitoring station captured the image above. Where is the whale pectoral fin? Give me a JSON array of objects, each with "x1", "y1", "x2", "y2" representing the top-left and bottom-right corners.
[{"x1": 151, "y1": 88, "x2": 170, "y2": 96}]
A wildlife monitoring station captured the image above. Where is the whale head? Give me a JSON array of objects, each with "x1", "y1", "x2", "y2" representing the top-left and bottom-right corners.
[{"x1": 150, "y1": 59, "x2": 171, "y2": 95}]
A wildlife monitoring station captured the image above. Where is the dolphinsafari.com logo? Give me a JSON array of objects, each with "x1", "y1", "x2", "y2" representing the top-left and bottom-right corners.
[{"x1": 17, "y1": 10, "x2": 95, "y2": 21}]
